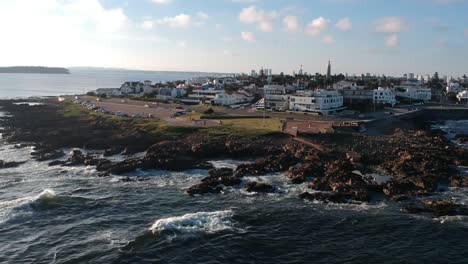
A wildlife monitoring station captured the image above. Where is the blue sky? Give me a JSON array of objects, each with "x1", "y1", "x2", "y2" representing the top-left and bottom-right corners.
[{"x1": 0, "y1": 0, "x2": 467, "y2": 76}]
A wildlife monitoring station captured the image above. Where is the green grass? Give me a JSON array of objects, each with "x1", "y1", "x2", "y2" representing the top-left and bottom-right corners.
[{"x1": 59, "y1": 101, "x2": 283, "y2": 139}]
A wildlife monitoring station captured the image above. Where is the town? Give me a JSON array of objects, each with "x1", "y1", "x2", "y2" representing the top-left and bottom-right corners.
[{"x1": 85, "y1": 62, "x2": 468, "y2": 135}]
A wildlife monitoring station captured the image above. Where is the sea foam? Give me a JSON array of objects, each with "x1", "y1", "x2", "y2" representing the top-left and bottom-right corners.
[{"x1": 149, "y1": 210, "x2": 235, "y2": 234}]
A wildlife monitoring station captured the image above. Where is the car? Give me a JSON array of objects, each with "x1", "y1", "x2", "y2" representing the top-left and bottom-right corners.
[
  {"x1": 148, "y1": 114, "x2": 154, "y2": 118},
  {"x1": 144, "y1": 104, "x2": 150, "y2": 108}
]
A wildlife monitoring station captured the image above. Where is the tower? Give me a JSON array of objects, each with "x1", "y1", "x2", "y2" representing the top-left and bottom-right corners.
[{"x1": 326, "y1": 60, "x2": 331, "y2": 80}]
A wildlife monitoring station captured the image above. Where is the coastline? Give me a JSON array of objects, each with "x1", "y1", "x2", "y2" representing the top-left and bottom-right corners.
[{"x1": 1, "y1": 98, "x2": 468, "y2": 217}]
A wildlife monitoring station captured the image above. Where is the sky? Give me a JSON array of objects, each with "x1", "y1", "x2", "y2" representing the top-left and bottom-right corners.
[{"x1": 0, "y1": 0, "x2": 467, "y2": 76}]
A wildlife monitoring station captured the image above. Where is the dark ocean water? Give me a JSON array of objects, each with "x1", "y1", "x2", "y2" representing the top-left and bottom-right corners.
[
  {"x1": 0, "y1": 68, "x2": 222, "y2": 99},
  {"x1": 0, "y1": 143, "x2": 467, "y2": 264}
]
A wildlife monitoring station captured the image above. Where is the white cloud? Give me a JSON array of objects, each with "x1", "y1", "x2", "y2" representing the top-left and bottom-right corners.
[
  {"x1": 283, "y1": 16, "x2": 300, "y2": 32},
  {"x1": 336, "y1": 17, "x2": 352, "y2": 31},
  {"x1": 141, "y1": 20, "x2": 154, "y2": 30},
  {"x1": 241, "y1": 31, "x2": 256, "y2": 42},
  {"x1": 305, "y1": 17, "x2": 329, "y2": 36},
  {"x1": 322, "y1": 35, "x2": 335, "y2": 45},
  {"x1": 385, "y1": 34, "x2": 399, "y2": 48},
  {"x1": 239, "y1": 5, "x2": 278, "y2": 32},
  {"x1": 156, "y1": 14, "x2": 192, "y2": 28},
  {"x1": 151, "y1": 0, "x2": 173, "y2": 5},
  {"x1": 375, "y1": 17, "x2": 408, "y2": 33}
]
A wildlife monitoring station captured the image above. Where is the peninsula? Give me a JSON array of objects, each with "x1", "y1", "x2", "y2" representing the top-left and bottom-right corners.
[{"x1": 0, "y1": 66, "x2": 70, "y2": 74}]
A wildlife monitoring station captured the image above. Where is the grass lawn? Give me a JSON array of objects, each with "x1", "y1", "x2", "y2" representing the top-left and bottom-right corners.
[{"x1": 60, "y1": 101, "x2": 283, "y2": 138}]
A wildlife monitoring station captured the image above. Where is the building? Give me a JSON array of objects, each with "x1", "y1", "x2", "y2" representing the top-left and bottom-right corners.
[
  {"x1": 373, "y1": 87, "x2": 396, "y2": 106},
  {"x1": 263, "y1": 85, "x2": 290, "y2": 111},
  {"x1": 333, "y1": 81, "x2": 357, "y2": 90},
  {"x1": 340, "y1": 86, "x2": 373, "y2": 105},
  {"x1": 120, "y1": 82, "x2": 144, "y2": 95},
  {"x1": 457, "y1": 90, "x2": 468, "y2": 103},
  {"x1": 326, "y1": 61, "x2": 331, "y2": 80},
  {"x1": 157, "y1": 87, "x2": 187, "y2": 100},
  {"x1": 213, "y1": 90, "x2": 254, "y2": 106},
  {"x1": 95, "y1": 88, "x2": 122, "y2": 97},
  {"x1": 447, "y1": 81, "x2": 464, "y2": 94},
  {"x1": 393, "y1": 83, "x2": 432, "y2": 102},
  {"x1": 289, "y1": 90, "x2": 344, "y2": 115},
  {"x1": 186, "y1": 88, "x2": 223, "y2": 104}
]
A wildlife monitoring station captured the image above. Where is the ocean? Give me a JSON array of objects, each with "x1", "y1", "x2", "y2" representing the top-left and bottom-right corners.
[
  {"x1": 0, "y1": 72, "x2": 468, "y2": 263},
  {"x1": 0, "y1": 68, "x2": 223, "y2": 99}
]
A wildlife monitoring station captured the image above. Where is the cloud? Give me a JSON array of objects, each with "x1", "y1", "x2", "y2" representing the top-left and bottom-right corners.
[
  {"x1": 283, "y1": 16, "x2": 300, "y2": 32},
  {"x1": 375, "y1": 17, "x2": 408, "y2": 33},
  {"x1": 322, "y1": 35, "x2": 335, "y2": 44},
  {"x1": 156, "y1": 14, "x2": 192, "y2": 28},
  {"x1": 141, "y1": 20, "x2": 154, "y2": 30},
  {"x1": 176, "y1": 41, "x2": 187, "y2": 47},
  {"x1": 241, "y1": 31, "x2": 256, "y2": 42},
  {"x1": 239, "y1": 5, "x2": 278, "y2": 32},
  {"x1": 305, "y1": 17, "x2": 329, "y2": 35},
  {"x1": 385, "y1": 34, "x2": 399, "y2": 48},
  {"x1": 151, "y1": 0, "x2": 173, "y2": 5},
  {"x1": 336, "y1": 17, "x2": 352, "y2": 31}
]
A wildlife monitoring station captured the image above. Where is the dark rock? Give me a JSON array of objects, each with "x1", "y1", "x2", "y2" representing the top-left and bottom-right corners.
[
  {"x1": 186, "y1": 183, "x2": 223, "y2": 196},
  {"x1": 0, "y1": 160, "x2": 26, "y2": 169},
  {"x1": 208, "y1": 168, "x2": 234, "y2": 178},
  {"x1": 31, "y1": 149, "x2": 65, "y2": 161},
  {"x1": 48, "y1": 160, "x2": 65, "y2": 166},
  {"x1": 67, "y1": 150, "x2": 85, "y2": 165},
  {"x1": 286, "y1": 162, "x2": 323, "y2": 184},
  {"x1": 245, "y1": 182, "x2": 274, "y2": 193},
  {"x1": 403, "y1": 199, "x2": 468, "y2": 217},
  {"x1": 103, "y1": 148, "x2": 122, "y2": 157},
  {"x1": 234, "y1": 153, "x2": 299, "y2": 177}
]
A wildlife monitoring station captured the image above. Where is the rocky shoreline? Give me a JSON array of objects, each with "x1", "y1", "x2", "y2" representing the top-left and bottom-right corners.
[{"x1": 1, "y1": 99, "x2": 468, "y2": 218}]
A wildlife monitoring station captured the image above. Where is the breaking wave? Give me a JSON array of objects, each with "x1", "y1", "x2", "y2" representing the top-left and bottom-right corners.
[{"x1": 150, "y1": 210, "x2": 236, "y2": 234}]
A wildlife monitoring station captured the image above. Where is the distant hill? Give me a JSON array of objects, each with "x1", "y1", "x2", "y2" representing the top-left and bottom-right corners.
[{"x1": 0, "y1": 66, "x2": 70, "y2": 74}]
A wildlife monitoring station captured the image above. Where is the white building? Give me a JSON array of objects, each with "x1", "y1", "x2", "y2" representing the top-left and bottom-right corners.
[
  {"x1": 186, "y1": 88, "x2": 222, "y2": 104},
  {"x1": 289, "y1": 90, "x2": 344, "y2": 115},
  {"x1": 457, "y1": 90, "x2": 468, "y2": 103},
  {"x1": 373, "y1": 87, "x2": 396, "y2": 106},
  {"x1": 186, "y1": 77, "x2": 210, "y2": 86},
  {"x1": 263, "y1": 85, "x2": 290, "y2": 111},
  {"x1": 447, "y1": 81, "x2": 464, "y2": 94},
  {"x1": 213, "y1": 90, "x2": 254, "y2": 106},
  {"x1": 393, "y1": 85, "x2": 432, "y2": 102}
]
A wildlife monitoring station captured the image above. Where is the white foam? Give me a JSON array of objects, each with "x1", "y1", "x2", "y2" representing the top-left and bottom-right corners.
[{"x1": 149, "y1": 210, "x2": 235, "y2": 234}]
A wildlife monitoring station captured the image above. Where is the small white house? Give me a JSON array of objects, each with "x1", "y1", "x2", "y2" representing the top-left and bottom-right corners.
[
  {"x1": 333, "y1": 81, "x2": 357, "y2": 90},
  {"x1": 373, "y1": 87, "x2": 396, "y2": 106},
  {"x1": 213, "y1": 90, "x2": 254, "y2": 106}
]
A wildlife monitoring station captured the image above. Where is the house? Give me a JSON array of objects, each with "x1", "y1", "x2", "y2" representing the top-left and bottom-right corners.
[
  {"x1": 373, "y1": 87, "x2": 396, "y2": 106},
  {"x1": 157, "y1": 87, "x2": 187, "y2": 100},
  {"x1": 95, "y1": 88, "x2": 122, "y2": 97},
  {"x1": 289, "y1": 90, "x2": 345, "y2": 115},
  {"x1": 447, "y1": 81, "x2": 464, "y2": 94},
  {"x1": 263, "y1": 85, "x2": 290, "y2": 111},
  {"x1": 457, "y1": 90, "x2": 468, "y2": 103},
  {"x1": 213, "y1": 90, "x2": 254, "y2": 106},
  {"x1": 333, "y1": 81, "x2": 357, "y2": 90},
  {"x1": 393, "y1": 82, "x2": 431, "y2": 102},
  {"x1": 120, "y1": 82, "x2": 144, "y2": 95},
  {"x1": 187, "y1": 88, "x2": 223, "y2": 104}
]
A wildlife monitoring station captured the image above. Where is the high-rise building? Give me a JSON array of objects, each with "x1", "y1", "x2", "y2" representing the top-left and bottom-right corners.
[{"x1": 326, "y1": 61, "x2": 331, "y2": 79}]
